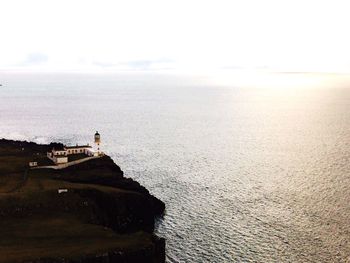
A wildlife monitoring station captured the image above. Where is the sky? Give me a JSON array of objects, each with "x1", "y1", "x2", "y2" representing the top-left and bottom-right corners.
[{"x1": 0, "y1": 0, "x2": 350, "y2": 72}]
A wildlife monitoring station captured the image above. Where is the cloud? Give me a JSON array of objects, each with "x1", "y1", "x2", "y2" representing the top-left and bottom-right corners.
[
  {"x1": 21, "y1": 52, "x2": 49, "y2": 66},
  {"x1": 92, "y1": 58, "x2": 176, "y2": 71},
  {"x1": 92, "y1": 61, "x2": 117, "y2": 68},
  {"x1": 120, "y1": 58, "x2": 175, "y2": 70}
]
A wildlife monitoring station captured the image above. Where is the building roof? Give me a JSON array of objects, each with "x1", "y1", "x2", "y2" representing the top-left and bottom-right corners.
[
  {"x1": 65, "y1": 145, "x2": 91, "y2": 149},
  {"x1": 53, "y1": 149, "x2": 67, "y2": 152},
  {"x1": 86, "y1": 148, "x2": 97, "y2": 152}
]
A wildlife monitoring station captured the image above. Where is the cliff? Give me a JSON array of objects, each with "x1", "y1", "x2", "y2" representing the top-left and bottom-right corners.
[{"x1": 0, "y1": 139, "x2": 165, "y2": 263}]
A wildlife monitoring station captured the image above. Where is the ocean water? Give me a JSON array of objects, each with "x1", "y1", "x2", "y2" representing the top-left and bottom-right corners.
[{"x1": 0, "y1": 71, "x2": 349, "y2": 262}]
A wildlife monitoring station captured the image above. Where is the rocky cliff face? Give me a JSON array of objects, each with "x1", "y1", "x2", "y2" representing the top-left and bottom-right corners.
[{"x1": 0, "y1": 139, "x2": 166, "y2": 263}]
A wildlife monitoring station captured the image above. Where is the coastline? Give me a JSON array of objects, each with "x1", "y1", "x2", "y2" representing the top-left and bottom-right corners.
[{"x1": 0, "y1": 139, "x2": 165, "y2": 263}]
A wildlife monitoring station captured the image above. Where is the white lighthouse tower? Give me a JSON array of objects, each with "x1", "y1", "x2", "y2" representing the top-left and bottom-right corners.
[{"x1": 94, "y1": 131, "x2": 101, "y2": 155}]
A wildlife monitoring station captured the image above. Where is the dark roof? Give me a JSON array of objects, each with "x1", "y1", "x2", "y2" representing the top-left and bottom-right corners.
[
  {"x1": 54, "y1": 155, "x2": 68, "y2": 158},
  {"x1": 95, "y1": 131, "x2": 100, "y2": 136},
  {"x1": 65, "y1": 145, "x2": 91, "y2": 149}
]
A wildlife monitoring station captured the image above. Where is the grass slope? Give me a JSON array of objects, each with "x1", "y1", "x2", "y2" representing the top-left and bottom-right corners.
[{"x1": 0, "y1": 139, "x2": 165, "y2": 263}]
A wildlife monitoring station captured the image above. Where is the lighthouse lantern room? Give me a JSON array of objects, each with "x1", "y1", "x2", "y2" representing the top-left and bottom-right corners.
[{"x1": 94, "y1": 131, "x2": 101, "y2": 154}]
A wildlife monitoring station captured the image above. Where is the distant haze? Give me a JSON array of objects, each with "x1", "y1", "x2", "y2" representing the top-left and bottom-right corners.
[{"x1": 1, "y1": 0, "x2": 350, "y2": 72}]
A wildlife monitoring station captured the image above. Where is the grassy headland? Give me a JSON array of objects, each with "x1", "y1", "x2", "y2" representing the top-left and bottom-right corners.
[{"x1": 0, "y1": 139, "x2": 165, "y2": 263}]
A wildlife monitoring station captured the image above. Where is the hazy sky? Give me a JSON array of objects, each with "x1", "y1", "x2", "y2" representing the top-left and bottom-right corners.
[{"x1": 1, "y1": 0, "x2": 350, "y2": 72}]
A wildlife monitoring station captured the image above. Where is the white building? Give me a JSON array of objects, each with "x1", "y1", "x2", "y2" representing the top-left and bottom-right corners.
[
  {"x1": 28, "y1": 161, "x2": 38, "y2": 167},
  {"x1": 46, "y1": 132, "x2": 102, "y2": 165},
  {"x1": 47, "y1": 145, "x2": 99, "y2": 164}
]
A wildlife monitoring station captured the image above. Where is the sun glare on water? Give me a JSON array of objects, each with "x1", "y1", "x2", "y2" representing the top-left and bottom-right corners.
[{"x1": 207, "y1": 70, "x2": 350, "y2": 90}]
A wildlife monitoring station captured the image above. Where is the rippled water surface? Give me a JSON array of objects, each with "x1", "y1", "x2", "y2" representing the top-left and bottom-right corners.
[{"x1": 0, "y1": 72, "x2": 349, "y2": 262}]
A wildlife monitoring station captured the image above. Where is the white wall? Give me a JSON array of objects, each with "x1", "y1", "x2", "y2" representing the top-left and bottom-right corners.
[
  {"x1": 53, "y1": 150, "x2": 67, "y2": 156},
  {"x1": 54, "y1": 156, "x2": 68, "y2": 164},
  {"x1": 66, "y1": 147, "x2": 90, "y2": 155}
]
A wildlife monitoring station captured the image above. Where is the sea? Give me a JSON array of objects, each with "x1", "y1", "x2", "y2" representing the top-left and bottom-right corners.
[{"x1": 0, "y1": 71, "x2": 349, "y2": 262}]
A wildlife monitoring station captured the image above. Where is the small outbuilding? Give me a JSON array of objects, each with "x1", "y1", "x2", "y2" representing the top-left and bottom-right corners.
[{"x1": 28, "y1": 161, "x2": 38, "y2": 167}]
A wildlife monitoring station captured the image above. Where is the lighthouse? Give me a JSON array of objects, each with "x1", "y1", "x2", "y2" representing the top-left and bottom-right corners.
[{"x1": 94, "y1": 131, "x2": 101, "y2": 155}]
